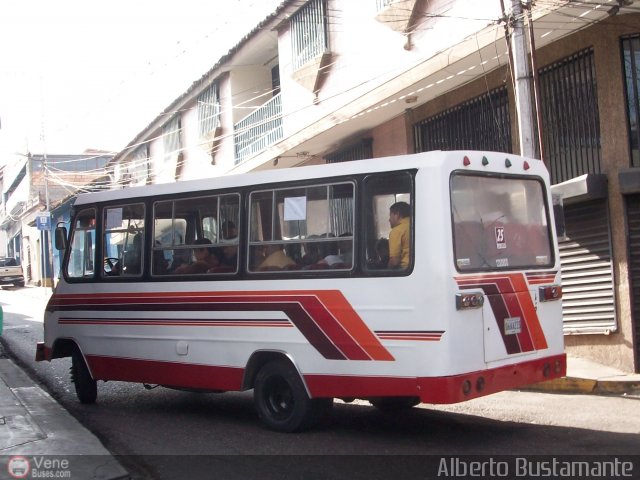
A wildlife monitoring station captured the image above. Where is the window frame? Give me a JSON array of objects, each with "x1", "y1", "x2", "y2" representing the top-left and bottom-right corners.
[
  {"x1": 151, "y1": 192, "x2": 241, "y2": 277},
  {"x1": 247, "y1": 180, "x2": 356, "y2": 274},
  {"x1": 290, "y1": 0, "x2": 329, "y2": 71},
  {"x1": 449, "y1": 171, "x2": 555, "y2": 273}
]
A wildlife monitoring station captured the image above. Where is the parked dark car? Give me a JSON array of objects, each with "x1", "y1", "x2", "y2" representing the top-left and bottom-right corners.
[{"x1": 0, "y1": 257, "x2": 25, "y2": 287}]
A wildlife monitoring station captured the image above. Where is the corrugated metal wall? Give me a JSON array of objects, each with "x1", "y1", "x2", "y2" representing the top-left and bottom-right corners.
[{"x1": 558, "y1": 200, "x2": 616, "y2": 334}]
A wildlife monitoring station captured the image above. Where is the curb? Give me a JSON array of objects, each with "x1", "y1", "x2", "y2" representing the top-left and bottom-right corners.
[{"x1": 524, "y1": 376, "x2": 640, "y2": 395}]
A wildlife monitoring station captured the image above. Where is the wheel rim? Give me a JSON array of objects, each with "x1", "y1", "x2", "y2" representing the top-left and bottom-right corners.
[{"x1": 263, "y1": 376, "x2": 294, "y2": 421}]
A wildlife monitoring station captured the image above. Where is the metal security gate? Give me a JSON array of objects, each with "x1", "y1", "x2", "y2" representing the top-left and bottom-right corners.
[
  {"x1": 558, "y1": 200, "x2": 616, "y2": 334},
  {"x1": 626, "y1": 195, "x2": 640, "y2": 372}
]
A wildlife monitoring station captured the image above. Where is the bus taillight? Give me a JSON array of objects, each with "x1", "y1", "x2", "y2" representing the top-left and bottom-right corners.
[
  {"x1": 539, "y1": 285, "x2": 562, "y2": 302},
  {"x1": 456, "y1": 292, "x2": 484, "y2": 310}
]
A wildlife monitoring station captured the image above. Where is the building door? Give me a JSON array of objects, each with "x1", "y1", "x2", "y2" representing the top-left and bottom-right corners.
[{"x1": 625, "y1": 194, "x2": 640, "y2": 372}]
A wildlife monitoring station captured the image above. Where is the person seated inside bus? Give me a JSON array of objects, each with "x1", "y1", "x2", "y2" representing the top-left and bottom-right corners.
[
  {"x1": 174, "y1": 238, "x2": 220, "y2": 274},
  {"x1": 388, "y1": 201, "x2": 411, "y2": 269},
  {"x1": 368, "y1": 237, "x2": 390, "y2": 269},
  {"x1": 258, "y1": 244, "x2": 296, "y2": 271},
  {"x1": 301, "y1": 235, "x2": 323, "y2": 266},
  {"x1": 318, "y1": 232, "x2": 353, "y2": 268},
  {"x1": 153, "y1": 241, "x2": 169, "y2": 275},
  {"x1": 122, "y1": 233, "x2": 143, "y2": 275},
  {"x1": 217, "y1": 220, "x2": 238, "y2": 269}
]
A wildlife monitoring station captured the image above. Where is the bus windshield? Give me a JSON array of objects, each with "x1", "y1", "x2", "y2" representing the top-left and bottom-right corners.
[{"x1": 451, "y1": 173, "x2": 553, "y2": 271}]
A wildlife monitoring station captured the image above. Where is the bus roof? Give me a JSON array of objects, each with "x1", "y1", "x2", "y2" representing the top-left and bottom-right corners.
[{"x1": 72, "y1": 151, "x2": 544, "y2": 206}]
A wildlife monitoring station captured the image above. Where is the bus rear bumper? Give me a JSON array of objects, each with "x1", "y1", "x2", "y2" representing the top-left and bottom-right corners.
[
  {"x1": 304, "y1": 354, "x2": 566, "y2": 403},
  {"x1": 417, "y1": 353, "x2": 567, "y2": 404}
]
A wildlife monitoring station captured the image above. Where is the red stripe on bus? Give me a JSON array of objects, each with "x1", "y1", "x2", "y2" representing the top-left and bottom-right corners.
[
  {"x1": 86, "y1": 355, "x2": 244, "y2": 391},
  {"x1": 49, "y1": 290, "x2": 395, "y2": 362}
]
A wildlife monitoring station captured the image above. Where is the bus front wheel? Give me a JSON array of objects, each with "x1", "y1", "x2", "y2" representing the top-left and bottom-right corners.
[
  {"x1": 71, "y1": 349, "x2": 97, "y2": 404},
  {"x1": 253, "y1": 359, "x2": 330, "y2": 432}
]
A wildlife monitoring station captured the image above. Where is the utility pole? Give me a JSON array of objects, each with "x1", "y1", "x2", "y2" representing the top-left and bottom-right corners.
[{"x1": 509, "y1": 0, "x2": 536, "y2": 158}]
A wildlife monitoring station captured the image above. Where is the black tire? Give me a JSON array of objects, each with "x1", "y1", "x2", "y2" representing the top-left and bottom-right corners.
[
  {"x1": 71, "y1": 349, "x2": 97, "y2": 404},
  {"x1": 369, "y1": 396, "x2": 420, "y2": 413},
  {"x1": 254, "y1": 359, "x2": 330, "y2": 432}
]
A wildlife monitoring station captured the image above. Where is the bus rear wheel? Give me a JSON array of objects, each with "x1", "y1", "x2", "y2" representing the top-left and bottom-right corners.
[
  {"x1": 71, "y1": 349, "x2": 97, "y2": 404},
  {"x1": 253, "y1": 359, "x2": 330, "y2": 432}
]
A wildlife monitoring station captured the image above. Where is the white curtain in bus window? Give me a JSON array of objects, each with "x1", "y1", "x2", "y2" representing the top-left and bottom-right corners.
[
  {"x1": 451, "y1": 174, "x2": 552, "y2": 271},
  {"x1": 66, "y1": 208, "x2": 96, "y2": 279}
]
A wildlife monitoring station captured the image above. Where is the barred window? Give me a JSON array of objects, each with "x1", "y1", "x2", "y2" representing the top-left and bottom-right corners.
[
  {"x1": 290, "y1": 0, "x2": 329, "y2": 70},
  {"x1": 325, "y1": 139, "x2": 373, "y2": 163},
  {"x1": 198, "y1": 83, "x2": 221, "y2": 139},
  {"x1": 622, "y1": 36, "x2": 640, "y2": 167},
  {"x1": 163, "y1": 116, "x2": 181, "y2": 161},
  {"x1": 131, "y1": 144, "x2": 150, "y2": 185},
  {"x1": 414, "y1": 87, "x2": 511, "y2": 154},
  {"x1": 539, "y1": 48, "x2": 601, "y2": 184}
]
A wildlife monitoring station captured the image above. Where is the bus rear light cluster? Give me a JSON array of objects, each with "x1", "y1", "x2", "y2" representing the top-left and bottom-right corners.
[
  {"x1": 461, "y1": 376, "x2": 486, "y2": 396},
  {"x1": 456, "y1": 292, "x2": 484, "y2": 310},
  {"x1": 539, "y1": 285, "x2": 562, "y2": 302},
  {"x1": 554, "y1": 359, "x2": 563, "y2": 374}
]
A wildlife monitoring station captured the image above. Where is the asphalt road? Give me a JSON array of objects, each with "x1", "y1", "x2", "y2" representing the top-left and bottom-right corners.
[{"x1": 1, "y1": 287, "x2": 639, "y2": 479}]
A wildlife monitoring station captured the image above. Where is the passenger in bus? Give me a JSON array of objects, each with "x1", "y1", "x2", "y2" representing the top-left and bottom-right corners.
[
  {"x1": 318, "y1": 232, "x2": 352, "y2": 267},
  {"x1": 221, "y1": 220, "x2": 238, "y2": 240},
  {"x1": 218, "y1": 220, "x2": 238, "y2": 268},
  {"x1": 174, "y1": 238, "x2": 220, "y2": 274},
  {"x1": 258, "y1": 244, "x2": 296, "y2": 270},
  {"x1": 388, "y1": 201, "x2": 411, "y2": 269},
  {"x1": 301, "y1": 235, "x2": 323, "y2": 266},
  {"x1": 153, "y1": 241, "x2": 169, "y2": 275},
  {"x1": 368, "y1": 238, "x2": 390, "y2": 269}
]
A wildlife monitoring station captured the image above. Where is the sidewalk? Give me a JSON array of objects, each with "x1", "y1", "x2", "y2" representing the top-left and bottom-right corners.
[
  {"x1": 0, "y1": 352, "x2": 129, "y2": 479},
  {"x1": 0, "y1": 287, "x2": 129, "y2": 479},
  {"x1": 526, "y1": 354, "x2": 640, "y2": 395}
]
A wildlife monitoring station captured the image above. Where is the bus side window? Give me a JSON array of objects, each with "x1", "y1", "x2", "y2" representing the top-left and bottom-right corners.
[
  {"x1": 248, "y1": 183, "x2": 354, "y2": 273},
  {"x1": 152, "y1": 193, "x2": 240, "y2": 276},
  {"x1": 102, "y1": 204, "x2": 145, "y2": 278},
  {"x1": 66, "y1": 208, "x2": 96, "y2": 279},
  {"x1": 363, "y1": 172, "x2": 413, "y2": 273}
]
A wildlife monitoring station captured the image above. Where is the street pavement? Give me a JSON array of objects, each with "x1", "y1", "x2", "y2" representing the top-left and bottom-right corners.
[{"x1": 0, "y1": 286, "x2": 639, "y2": 479}]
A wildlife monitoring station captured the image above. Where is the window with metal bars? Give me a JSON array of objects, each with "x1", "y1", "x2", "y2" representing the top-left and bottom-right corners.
[
  {"x1": 325, "y1": 139, "x2": 373, "y2": 163},
  {"x1": 290, "y1": 0, "x2": 329, "y2": 71},
  {"x1": 413, "y1": 87, "x2": 511, "y2": 154},
  {"x1": 162, "y1": 116, "x2": 182, "y2": 180},
  {"x1": 538, "y1": 48, "x2": 601, "y2": 184},
  {"x1": 198, "y1": 83, "x2": 221, "y2": 139},
  {"x1": 130, "y1": 144, "x2": 150, "y2": 185},
  {"x1": 622, "y1": 35, "x2": 640, "y2": 168}
]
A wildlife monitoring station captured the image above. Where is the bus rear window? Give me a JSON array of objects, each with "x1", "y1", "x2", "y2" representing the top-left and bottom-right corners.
[{"x1": 451, "y1": 173, "x2": 553, "y2": 271}]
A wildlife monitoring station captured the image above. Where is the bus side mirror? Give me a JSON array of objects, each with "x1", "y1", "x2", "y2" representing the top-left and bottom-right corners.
[{"x1": 54, "y1": 226, "x2": 68, "y2": 251}]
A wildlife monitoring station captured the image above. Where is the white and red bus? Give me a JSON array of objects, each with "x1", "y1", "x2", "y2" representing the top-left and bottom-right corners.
[{"x1": 36, "y1": 150, "x2": 565, "y2": 432}]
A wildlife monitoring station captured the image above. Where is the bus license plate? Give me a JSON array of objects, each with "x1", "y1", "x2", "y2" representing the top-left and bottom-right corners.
[{"x1": 504, "y1": 317, "x2": 521, "y2": 335}]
